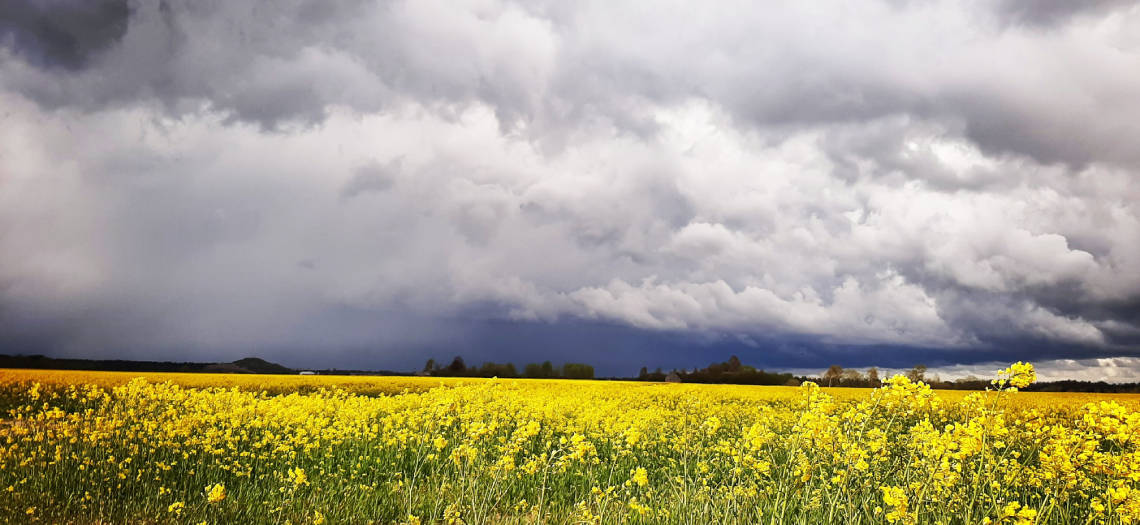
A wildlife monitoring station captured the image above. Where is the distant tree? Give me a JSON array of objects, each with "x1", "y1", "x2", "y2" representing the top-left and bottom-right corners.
[
  {"x1": 823, "y1": 365, "x2": 844, "y2": 387},
  {"x1": 562, "y1": 363, "x2": 594, "y2": 379},
  {"x1": 524, "y1": 361, "x2": 560, "y2": 379},
  {"x1": 423, "y1": 358, "x2": 436, "y2": 373},
  {"x1": 842, "y1": 369, "x2": 864, "y2": 385},
  {"x1": 447, "y1": 356, "x2": 467, "y2": 374},
  {"x1": 478, "y1": 362, "x2": 501, "y2": 377},
  {"x1": 867, "y1": 366, "x2": 880, "y2": 384},
  {"x1": 638, "y1": 367, "x2": 649, "y2": 380},
  {"x1": 727, "y1": 355, "x2": 742, "y2": 372},
  {"x1": 504, "y1": 363, "x2": 518, "y2": 377},
  {"x1": 906, "y1": 364, "x2": 927, "y2": 383}
]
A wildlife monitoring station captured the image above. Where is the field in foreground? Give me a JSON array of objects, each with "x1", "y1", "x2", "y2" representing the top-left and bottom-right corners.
[{"x1": 1, "y1": 366, "x2": 1138, "y2": 524}]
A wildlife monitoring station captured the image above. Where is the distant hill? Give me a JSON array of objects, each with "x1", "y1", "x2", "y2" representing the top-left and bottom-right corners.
[
  {"x1": 0, "y1": 354, "x2": 295, "y2": 375},
  {"x1": 230, "y1": 357, "x2": 294, "y2": 374}
]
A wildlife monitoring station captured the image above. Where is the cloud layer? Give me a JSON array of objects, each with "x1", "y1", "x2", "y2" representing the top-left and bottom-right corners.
[{"x1": 1, "y1": 0, "x2": 1139, "y2": 373}]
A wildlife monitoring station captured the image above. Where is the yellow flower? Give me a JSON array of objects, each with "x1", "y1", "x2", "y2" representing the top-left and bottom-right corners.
[
  {"x1": 312, "y1": 511, "x2": 326, "y2": 525},
  {"x1": 999, "y1": 502, "x2": 1038, "y2": 525},
  {"x1": 995, "y1": 362, "x2": 1037, "y2": 389},
  {"x1": 205, "y1": 482, "x2": 226, "y2": 504},
  {"x1": 288, "y1": 467, "x2": 308, "y2": 487},
  {"x1": 629, "y1": 497, "x2": 651, "y2": 516},
  {"x1": 881, "y1": 486, "x2": 913, "y2": 524},
  {"x1": 443, "y1": 503, "x2": 464, "y2": 525},
  {"x1": 168, "y1": 501, "x2": 185, "y2": 515},
  {"x1": 631, "y1": 466, "x2": 649, "y2": 487}
]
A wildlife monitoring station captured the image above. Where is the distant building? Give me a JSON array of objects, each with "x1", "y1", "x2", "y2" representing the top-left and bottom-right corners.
[
  {"x1": 299, "y1": 371, "x2": 316, "y2": 375},
  {"x1": 665, "y1": 372, "x2": 681, "y2": 383}
]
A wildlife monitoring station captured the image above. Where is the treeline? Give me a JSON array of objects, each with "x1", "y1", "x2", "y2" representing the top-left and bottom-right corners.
[
  {"x1": 816, "y1": 364, "x2": 990, "y2": 389},
  {"x1": 420, "y1": 357, "x2": 594, "y2": 379},
  {"x1": 1022, "y1": 380, "x2": 1140, "y2": 393},
  {"x1": 636, "y1": 356, "x2": 799, "y2": 386},
  {"x1": 816, "y1": 364, "x2": 1006, "y2": 389}
]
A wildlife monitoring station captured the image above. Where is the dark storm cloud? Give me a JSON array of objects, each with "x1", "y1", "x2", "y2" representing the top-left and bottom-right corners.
[
  {"x1": 2, "y1": 1, "x2": 1137, "y2": 164},
  {"x1": 0, "y1": 0, "x2": 130, "y2": 70},
  {"x1": 1, "y1": 0, "x2": 1139, "y2": 376}
]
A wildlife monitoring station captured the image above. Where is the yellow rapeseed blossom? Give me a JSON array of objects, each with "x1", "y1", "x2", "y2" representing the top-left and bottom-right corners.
[
  {"x1": 881, "y1": 486, "x2": 913, "y2": 524},
  {"x1": 994, "y1": 361, "x2": 1037, "y2": 390},
  {"x1": 0, "y1": 363, "x2": 1136, "y2": 523},
  {"x1": 631, "y1": 466, "x2": 649, "y2": 487},
  {"x1": 287, "y1": 467, "x2": 308, "y2": 487},
  {"x1": 205, "y1": 482, "x2": 226, "y2": 504}
]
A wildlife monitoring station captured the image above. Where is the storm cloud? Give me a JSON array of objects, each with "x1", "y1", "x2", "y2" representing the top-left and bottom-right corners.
[{"x1": 1, "y1": 0, "x2": 1138, "y2": 376}]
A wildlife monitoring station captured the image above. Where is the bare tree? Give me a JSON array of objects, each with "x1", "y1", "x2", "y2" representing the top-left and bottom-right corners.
[{"x1": 823, "y1": 365, "x2": 844, "y2": 387}]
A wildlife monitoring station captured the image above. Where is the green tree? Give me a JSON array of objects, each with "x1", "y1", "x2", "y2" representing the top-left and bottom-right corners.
[
  {"x1": 727, "y1": 355, "x2": 742, "y2": 372},
  {"x1": 562, "y1": 363, "x2": 594, "y2": 379},
  {"x1": 447, "y1": 356, "x2": 466, "y2": 374}
]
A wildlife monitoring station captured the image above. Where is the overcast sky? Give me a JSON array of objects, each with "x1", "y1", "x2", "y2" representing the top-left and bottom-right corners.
[{"x1": 1, "y1": 0, "x2": 1138, "y2": 378}]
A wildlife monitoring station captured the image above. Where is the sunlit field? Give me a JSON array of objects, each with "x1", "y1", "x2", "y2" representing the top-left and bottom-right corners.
[{"x1": 2, "y1": 365, "x2": 1138, "y2": 524}]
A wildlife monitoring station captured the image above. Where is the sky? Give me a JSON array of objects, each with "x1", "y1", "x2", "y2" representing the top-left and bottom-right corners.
[{"x1": 1, "y1": 0, "x2": 1139, "y2": 379}]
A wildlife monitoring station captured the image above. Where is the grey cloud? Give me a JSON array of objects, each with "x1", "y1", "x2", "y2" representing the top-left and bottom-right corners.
[
  {"x1": 341, "y1": 159, "x2": 399, "y2": 200},
  {"x1": 2, "y1": 1, "x2": 1138, "y2": 167},
  {"x1": 0, "y1": 0, "x2": 130, "y2": 70},
  {"x1": 993, "y1": 0, "x2": 1138, "y2": 27}
]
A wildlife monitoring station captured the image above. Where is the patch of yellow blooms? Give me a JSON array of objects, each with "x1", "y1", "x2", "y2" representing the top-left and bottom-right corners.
[{"x1": 0, "y1": 362, "x2": 1138, "y2": 523}]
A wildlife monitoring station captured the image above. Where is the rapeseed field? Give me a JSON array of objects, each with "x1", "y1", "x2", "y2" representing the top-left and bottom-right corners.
[{"x1": 1, "y1": 363, "x2": 1138, "y2": 524}]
